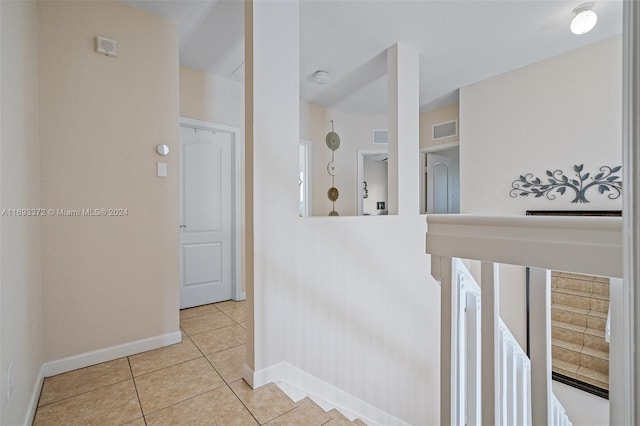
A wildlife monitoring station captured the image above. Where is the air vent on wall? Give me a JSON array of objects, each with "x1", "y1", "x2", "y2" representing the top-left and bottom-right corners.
[
  {"x1": 96, "y1": 36, "x2": 117, "y2": 58},
  {"x1": 432, "y1": 119, "x2": 457, "y2": 140},
  {"x1": 372, "y1": 129, "x2": 388, "y2": 144}
]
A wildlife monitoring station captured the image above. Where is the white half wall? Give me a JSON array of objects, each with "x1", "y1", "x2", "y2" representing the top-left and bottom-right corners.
[{"x1": 249, "y1": 4, "x2": 440, "y2": 421}]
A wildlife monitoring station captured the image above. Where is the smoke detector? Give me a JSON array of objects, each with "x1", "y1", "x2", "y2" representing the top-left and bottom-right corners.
[{"x1": 312, "y1": 70, "x2": 329, "y2": 85}]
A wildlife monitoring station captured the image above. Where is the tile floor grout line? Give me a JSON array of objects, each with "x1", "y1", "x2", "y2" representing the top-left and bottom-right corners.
[
  {"x1": 129, "y1": 353, "x2": 203, "y2": 378},
  {"x1": 35, "y1": 376, "x2": 133, "y2": 409},
  {"x1": 201, "y1": 342, "x2": 246, "y2": 358},
  {"x1": 127, "y1": 357, "x2": 147, "y2": 426},
  {"x1": 227, "y1": 379, "x2": 264, "y2": 426},
  {"x1": 202, "y1": 352, "x2": 226, "y2": 380},
  {"x1": 179, "y1": 307, "x2": 222, "y2": 319},
  {"x1": 236, "y1": 380, "x2": 302, "y2": 425},
  {"x1": 190, "y1": 340, "x2": 247, "y2": 357},
  {"x1": 133, "y1": 355, "x2": 208, "y2": 379},
  {"x1": 140, "y1": 383, "x2": 230, "y2": 419},
  {"x1": 181, "y1": 322, "x2": 240, "y2": 338},
  {"x1": 265, "y1": 404, "x2": 301, "y2": 425},
  {"x1": 185, "y1": 322, "x2": 244, "y2": 340}
]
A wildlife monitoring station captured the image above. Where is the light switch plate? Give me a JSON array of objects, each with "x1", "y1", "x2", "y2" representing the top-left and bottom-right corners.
[{"x1": 157, "y1": 162, "x2": 167, "y2": 177}]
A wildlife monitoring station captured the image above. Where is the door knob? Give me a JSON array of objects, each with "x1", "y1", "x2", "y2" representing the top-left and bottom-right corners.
[{"x1": 179, "y1": 225, "x2": 186, "y2": 228}]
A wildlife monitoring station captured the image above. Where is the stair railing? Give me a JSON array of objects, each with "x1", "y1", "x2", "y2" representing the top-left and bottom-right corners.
[
  {"x1": 454, "y1": 257, "x2": 539, "y2": 426},
  {"x1": 426, "y1": 214, "x2": 622, "y2": 426}
]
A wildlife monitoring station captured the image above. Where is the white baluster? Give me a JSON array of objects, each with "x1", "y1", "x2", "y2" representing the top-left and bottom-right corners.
[
  {"x1": 435, "y1": 256, "x2": 456, "y2": 425},
  {"x1": 529, "y1": 268, "x2": 552, "y2": 425},
  {"x1": 507, "y1": 342, "x2": 517, "y2": 425},
  {"x1": 516, "y1": 354, "x2": 527, "y2": 425},
  {"x1": 466, "y1": 291, "x2": 481, "y2": 426},
  {"x1": 500, "y1": 331, "x2": 507, "y2": 426},
  {"x1": 481, "y1": 262, "x2": 500, "y2": 426}
]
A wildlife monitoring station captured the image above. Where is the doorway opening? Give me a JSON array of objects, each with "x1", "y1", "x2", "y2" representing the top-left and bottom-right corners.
[
  {"x1": 299, "y1": 140, "x2": 312, "y2": 217},
  {"x1": 357, "y1": 149, "x2": 389, "y2": 216},
  {"x1": 179, "y1": 118, "x2": 244, "y2": 309},
  {"x1": 421, "y1": 143, "x2": 460, "y2": 214}
]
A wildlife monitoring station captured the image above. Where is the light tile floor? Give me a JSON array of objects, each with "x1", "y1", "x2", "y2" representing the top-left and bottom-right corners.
[{"x1": 33, "y1": 301, "x2": 365, "y2": 425}]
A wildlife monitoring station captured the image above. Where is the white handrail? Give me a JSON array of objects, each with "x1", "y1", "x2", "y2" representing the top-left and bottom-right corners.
[{"x1": 427, "y1": 214, "x2": 622, "y2": 278}]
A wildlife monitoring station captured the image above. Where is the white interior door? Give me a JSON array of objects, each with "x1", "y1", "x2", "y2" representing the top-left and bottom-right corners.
[
  {"x1": 180, "y1": 125, "x2": 233, "y2": 309},
  {"x1": 426, "y1": 148, "x2": 460, "y2": 214}
]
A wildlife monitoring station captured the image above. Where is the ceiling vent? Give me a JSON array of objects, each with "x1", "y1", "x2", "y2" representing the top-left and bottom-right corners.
[
  {"x1": 372, "y1": 129, "x2": 388, "y2": 144},
  {"x1": 432, "y1": 119, "x2": 458, "y2": 140}
]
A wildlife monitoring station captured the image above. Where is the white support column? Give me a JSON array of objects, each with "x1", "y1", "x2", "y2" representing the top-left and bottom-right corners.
[
  {"x1": 481, "y1": 262, "x2": 500, "y2": 426},
  {"x1": 528, "y1": 268, "x2": 552, "y2": 425},
  {"x1": 243, "y1": 0, "x2": 300, "y2": 387},
  {"x1": 622, "y1": 0, "x2": 639, "y2": 424},
  {"x1": 439, "y1": 256, "x2": 456, "y2": 426},
  {"x1": 387, "y1": 43, "x2": 419, "y2": 215}
]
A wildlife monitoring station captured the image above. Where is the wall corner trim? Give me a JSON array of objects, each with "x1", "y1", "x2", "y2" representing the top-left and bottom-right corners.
[
  {"x1": 41, "y1": 331, "x2": 181, "y2": 378},
  {"x1": 252, "y1": 362, "x2": 410, "y2": 426},
  {"x1": 242, "y1": 363, "x2": 256, "y2": 388},
  {"x1": 23, "y1": 365, "x2": 45, "y2": 426}
]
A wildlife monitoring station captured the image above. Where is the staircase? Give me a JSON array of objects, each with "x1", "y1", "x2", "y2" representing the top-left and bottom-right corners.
[
  {"x1": 551, "y1": 272, "x2": 610, "y2": 392},
  {"x1": 273, "y1": 394, "x2": 368, "y2": 425}
]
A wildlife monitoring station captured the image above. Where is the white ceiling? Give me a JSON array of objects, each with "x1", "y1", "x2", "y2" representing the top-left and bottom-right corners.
[{"x1": 124, "y1": 0, "x2": 623, "y2": 114}]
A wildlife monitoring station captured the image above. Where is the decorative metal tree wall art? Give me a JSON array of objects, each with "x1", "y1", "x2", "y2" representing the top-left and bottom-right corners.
[
  {"x1": 509, "y1": 164, "x2": 622, "y2": 203},
  {"x1": 326, "y1": 120, "x2": 340, "y2": 216}
]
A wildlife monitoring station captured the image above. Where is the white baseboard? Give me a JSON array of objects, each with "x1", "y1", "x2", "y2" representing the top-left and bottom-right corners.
[
  {"x1": 235, "y1": 292, "x2": 246, "y2": 301},
  {"x1": 23, "y1": 364, "x2": 45, "y2": 426},
  {"x1": 251, "y1": 362, "x2": 409, "y2": 426},
  {"x1": 42, "y1": 331, "x2": 181, "y2": 377}
]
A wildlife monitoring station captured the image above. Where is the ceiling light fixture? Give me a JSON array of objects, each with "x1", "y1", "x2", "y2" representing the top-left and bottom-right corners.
[
  {"x1": 312, "y1": 70, "x2": 330, "y2": 85},
  {"x1": 570, "y1": 2, "x2": 597, "y2": 35}
]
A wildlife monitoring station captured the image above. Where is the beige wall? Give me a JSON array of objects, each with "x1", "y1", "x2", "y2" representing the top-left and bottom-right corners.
[
  {"x1": 419, "y1": 103, "x2": 459, "y2": 148},
  {"x1": 300, "y1": 102, "x2": 387, "y2": 216},
  {"x1": 1, "y1": 1, "x2": 43, "y2": 423},
  {"x1": 179, "y1": 66, "x2": 244, "y2": 129},
  {"x1": 38, "y1": 1, "x2": 180, "y2": 361}
]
